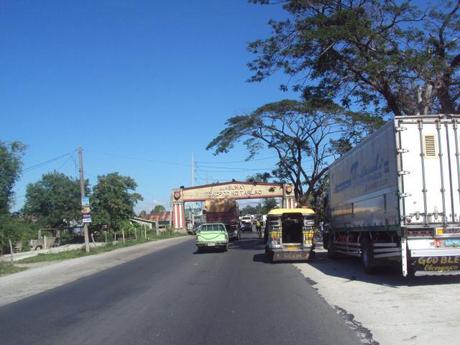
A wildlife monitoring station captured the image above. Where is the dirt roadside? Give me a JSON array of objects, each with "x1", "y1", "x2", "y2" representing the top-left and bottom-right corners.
[
  {"x1": 0, "y1": 236, "x2": 191, "y2": 307},
  {"x1": 295, "y1": 250, "x2": 460, "y2": 345}
]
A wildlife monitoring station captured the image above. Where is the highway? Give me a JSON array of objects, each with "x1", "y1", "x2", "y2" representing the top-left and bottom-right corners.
[{"x1": 0, "y1": 233, "x2": 360, "y2": 345}]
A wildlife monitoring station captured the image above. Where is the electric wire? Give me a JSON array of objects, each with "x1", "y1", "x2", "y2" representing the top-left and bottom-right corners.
[
  {"x1": 22, "y1": 151, "x2": 76, "y2": 173},
  {"x1": 86, "y1": 149, "x2": 191, "y2": 168}
]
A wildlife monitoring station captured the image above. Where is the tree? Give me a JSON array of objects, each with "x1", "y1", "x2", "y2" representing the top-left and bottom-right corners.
[
  {"x1": 246, "y1": 172, "x2": 272, "y2": 183},
  {"x1": 152, "y1": 205, "x2": 166, "y2": 213},
  {"x1": 207, "y1": 99, "x2": 381, "y2": 202},
  {"x1": 0, "y1": 214, "x2": 36, "y2": 254},
  {"x1": 240, "y1": 204, "x2": 259, "y2": 216},
  {"x1": 248, "y1": 0, "x2": 460, "y2": 116},
  {"x1": 91, "y1": 173, "x2": 143, "y2": 231},
  {"x1": 138, "y1": 210, "x2": 148, "y2": 218},
  {"x1": 262, "y1": 198, "x2": 278, "y2": 213},
  {"x1": 23, "y1": 172, "x2": 84, "y2": 228},
  {"x1": 0, "y1": 140, "x2": 25, "y2": 214}
]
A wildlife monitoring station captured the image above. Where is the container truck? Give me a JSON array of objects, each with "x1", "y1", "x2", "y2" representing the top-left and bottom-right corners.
[
  {"x1": 203, "y1": 199, "x2": 240, "y2": 240},
  {"x1": 324, "y1": 115, "x2": 460, "y2": 276}
]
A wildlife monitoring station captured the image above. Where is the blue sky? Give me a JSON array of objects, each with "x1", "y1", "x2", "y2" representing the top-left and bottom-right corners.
[{"x1": 0, "y1": 0, "x2": 295, "y2": 212}]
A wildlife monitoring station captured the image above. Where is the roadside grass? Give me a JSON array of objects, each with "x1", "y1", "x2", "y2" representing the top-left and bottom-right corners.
[
  {"x1": 19, "y1": 231, "x2": 186, "y2": 264},
  {"x1": 0, "y1": 262, "x2": 28, "y2": 276}
]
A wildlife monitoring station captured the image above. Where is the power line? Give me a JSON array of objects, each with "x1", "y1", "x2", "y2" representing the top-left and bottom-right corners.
[
  {"x1": 196, "y1": 165, "x2": 273, "y2": 172},
  {"x1": 56, "y1": 155, "x2": 73, "y2": 171},
  {"x1": 22, "y1": 151, "x2": 76, "y2": 173},
  {"x1": 86, "y1": 149, "x2": 191, "y2": 168},
  {"x1": 196, "y1": 156, "x2": 277, "y2": 164}
]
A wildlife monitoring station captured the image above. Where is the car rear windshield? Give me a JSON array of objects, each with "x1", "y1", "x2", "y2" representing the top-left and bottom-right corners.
[{"x1": 200, "y1": 224, "x2": 225, "y2": 231}]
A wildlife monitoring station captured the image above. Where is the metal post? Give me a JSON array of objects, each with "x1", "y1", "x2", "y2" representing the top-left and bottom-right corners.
[
  {"x1": 444, "y1": 122, "x2": 455, "y2": 223},
  {"x1": 417, "y1": 121, "x2": 428, "y2": 225},
  {"x1": 78, "y1": 147, "x2": 90, "y2": 253},
  {"x1": 436, "y1": 122, "x2": 447, "y2": 225},
  {"x1": 8, "y1": 239, "x2": 14, "y2": 264}
]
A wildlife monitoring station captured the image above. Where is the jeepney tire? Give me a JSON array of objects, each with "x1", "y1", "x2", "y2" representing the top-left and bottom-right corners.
[
  {"x1": 265, "y1": 250, "x2": 273, "y2": 263},
  {"x1": 361, "y1": 238, "x2": 376, "y2": 274}
]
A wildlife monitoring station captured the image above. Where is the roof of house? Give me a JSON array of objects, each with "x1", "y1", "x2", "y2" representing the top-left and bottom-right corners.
[{"x1": 148, "y1": 211, "x2": 171, "y2": 222}]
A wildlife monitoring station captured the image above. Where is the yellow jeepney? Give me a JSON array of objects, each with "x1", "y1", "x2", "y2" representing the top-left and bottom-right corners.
[{"x1": 264, "y1": 208, "x2": 316, "y2": 262}]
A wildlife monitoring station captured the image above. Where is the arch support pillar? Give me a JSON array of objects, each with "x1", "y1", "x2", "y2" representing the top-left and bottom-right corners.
[
  {"x1": 172, "y1": 202, "x2": 185, "y2": 230},
  {"x1": 283, "y1": 195, "x2": 296, "y2": 208}
]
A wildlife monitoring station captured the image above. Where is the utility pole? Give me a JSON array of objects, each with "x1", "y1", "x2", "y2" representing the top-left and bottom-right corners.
[
  {"x1": 191, "y1": 153, "x2": 198, "y2": 228},
  {"x1": 191, "y1": 153, "x2": 195, "y2": 187},
  {"x1": 78, "y1": 147, "x2": 90, "y2": 253}
]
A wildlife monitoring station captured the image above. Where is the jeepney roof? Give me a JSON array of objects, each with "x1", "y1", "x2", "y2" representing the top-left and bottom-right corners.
[{"x1": 267, "y1": 208, "x2": 315, "y2": 216}]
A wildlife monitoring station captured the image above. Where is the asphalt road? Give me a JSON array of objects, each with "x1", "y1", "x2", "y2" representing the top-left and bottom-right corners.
[{"x1": 0, "y1": 233, "x2": 361, "y2": 345}]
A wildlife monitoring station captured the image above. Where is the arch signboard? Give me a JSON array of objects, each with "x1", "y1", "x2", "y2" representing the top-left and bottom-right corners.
[{"x1": 171, "y1": 181, "x2": 295, "y2": 229}]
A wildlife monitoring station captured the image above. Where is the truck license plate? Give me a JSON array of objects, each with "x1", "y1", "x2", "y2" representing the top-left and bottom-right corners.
[
  {"x1": 207, "y1": 243, "x2": 215, "y2": 246},
  {"x1": 444, "y1": 239, "x2": 460, "y2": 247}
]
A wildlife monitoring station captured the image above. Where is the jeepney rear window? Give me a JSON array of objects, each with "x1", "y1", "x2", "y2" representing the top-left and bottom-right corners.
[{"x1": 200, "y1": 224, "x2": 225, "y2": 231}]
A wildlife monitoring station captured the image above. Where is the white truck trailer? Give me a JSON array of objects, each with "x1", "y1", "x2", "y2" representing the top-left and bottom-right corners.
[{"x1": 325, "y1": 115, "x2": 460, "y2": 276}]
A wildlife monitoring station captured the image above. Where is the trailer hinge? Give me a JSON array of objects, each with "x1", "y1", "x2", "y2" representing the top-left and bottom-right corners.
[
  {"x1": 399, "y1": 193, "x2": 411, "y2": 198},
  {"x1": 398, "y1": 170, "x2": 410, "y2": 176},
  {"x1": 395, "y1": 126, "x2": 407, "y2": 132},
  {"x1": 397, "y1": 148, "x2": 409, "y2": 153}
]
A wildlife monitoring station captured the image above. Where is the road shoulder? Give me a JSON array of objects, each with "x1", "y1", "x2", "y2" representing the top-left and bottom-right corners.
[
  {"x1": 294, "y1": 250, "x2": 460, "y2": 345},
  {"x1": 0, "y1": 236, "x2": 192, "y2": 307}
]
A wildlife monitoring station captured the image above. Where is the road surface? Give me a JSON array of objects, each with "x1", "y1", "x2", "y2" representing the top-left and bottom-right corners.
[{"x1": 0, "y1": 233, "x2": 361, "y2": 345}]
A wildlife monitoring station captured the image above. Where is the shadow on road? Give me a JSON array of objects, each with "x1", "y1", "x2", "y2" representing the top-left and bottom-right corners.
[
  {"x1": 252, "y1": 253, "x2": 270, "y2": 263},
  {"x1": 229, "y1": 232, "x2": 266, "y2": 251},
  {"x1": 307, "y1": 251, "x2": 460, "y2": 287}
]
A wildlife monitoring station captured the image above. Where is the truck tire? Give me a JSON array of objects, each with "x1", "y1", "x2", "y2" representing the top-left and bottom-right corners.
[
  {"x1": 361, "y1": 237, "x2": 376, "y2": 274},
  {"x1": 322, "y1": 232, "x2": 329, "y2": 250},
  {"x1": 327, "y1": 234, "x2": 338, "y2": 259}
]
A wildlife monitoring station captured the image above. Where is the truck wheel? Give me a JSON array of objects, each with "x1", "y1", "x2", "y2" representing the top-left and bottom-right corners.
[
  {"x1": 322, "y1": 233, "x2": 329, "y2": 250},
  {"x1": 361, "y1": 238, "x2": 376, "y2": 274},
  {"x1": 327, "y1": 235, "x2": 338, "y2": 259}
]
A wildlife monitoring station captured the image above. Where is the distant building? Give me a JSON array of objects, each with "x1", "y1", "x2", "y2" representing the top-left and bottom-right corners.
[
  {"x1": 131, "y1": 212, "x2": 171, "y2": 230},
  {"x1": 148, "y1": 212, "x2": 171, "y2": 223}
]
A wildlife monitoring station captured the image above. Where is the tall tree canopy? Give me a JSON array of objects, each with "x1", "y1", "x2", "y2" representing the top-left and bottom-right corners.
[
  {"x1": 248, "y1": 0, "x2": 460, "y2": 116},
  {"x1": 23, "y1": 172, "x2": 84, "y2": 228},
  {"x1": 207, "y1": 99, "x2": 381, "y2": 202},
  {"x1": 91, "y1": 173, "x2": 143, "y2": 231},
  {"x1": 0, "y1": 140, "x2": 25, "y2": 214},
  {"x1": 152, "y1": 205, "x2": 166, "y2": 213}
]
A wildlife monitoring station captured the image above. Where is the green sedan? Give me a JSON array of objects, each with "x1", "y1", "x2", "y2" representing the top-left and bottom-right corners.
[{"x1": 196, "y1": 223, "x2": 229, "y2": 252}]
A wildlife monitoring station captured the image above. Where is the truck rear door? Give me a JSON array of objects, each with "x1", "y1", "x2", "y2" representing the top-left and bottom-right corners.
[{"x1": 399, "y1": 117, "x2": 460, "y2": 225}]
